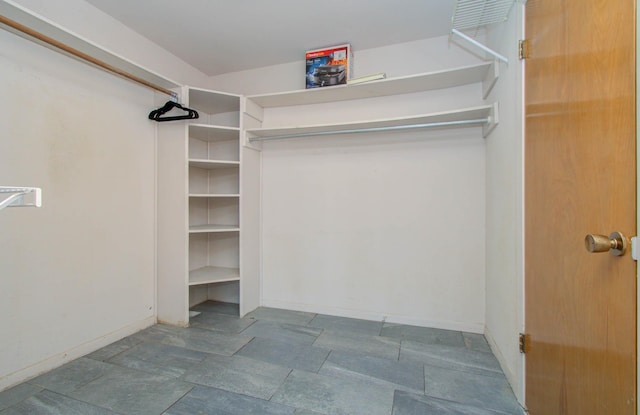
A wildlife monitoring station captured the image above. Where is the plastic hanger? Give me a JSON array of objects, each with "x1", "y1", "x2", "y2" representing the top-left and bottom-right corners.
[{"x1": 148, "y1": 101, "x2": 199, "y2": 122}]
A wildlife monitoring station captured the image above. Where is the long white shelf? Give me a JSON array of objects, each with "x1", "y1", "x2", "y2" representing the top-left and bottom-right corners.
[
  {"x1": 189, "y1": 266, "x2": 240, "y2": 286},
  {"x1": 246, "y1": 61, "x2": 498, "y2": 108},
  {"x1": 189, "y1": 224, "x2": 240, "y2": 233},
  {"x1": 246, "y1": 105, "x2": 498, "y2": 141},
  {"x1": 189, "y1": 124, "x2": 240, "y2": 142},
  {"x1": 189, "y1": 159, "x2": 240, "y2": 169}
]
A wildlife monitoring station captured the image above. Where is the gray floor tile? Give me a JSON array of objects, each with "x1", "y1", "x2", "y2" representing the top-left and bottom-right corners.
[
  {"x1": 0, "y1": 383, "x2": 43, "y2": 411},
  {"x1": 381, "y1": 323, "x2": 465, "y2": 348},
  {"x1": 159, "y1": 326, "x2": 252, "y2": 355},
  {"x1": 400, "y1": 340, "x2": 502, "y2": 376},
  {"x1": 3, "y1": 307, "x2": 519, "y2": 415},
  {"x1": 190, "y1": 311, "x2": 256, "y2": 333},
  {"x1": 313, "y1": 330, "x2": 401, "y2": 360},
  {"x1": 308, "y1": 314, "x2": 383, "y2": 336},
  {"x1": 165, "y1": 386, "x2": 295, "y2": 415},
  {"x1": 319, "y1": 350, "x2": 424, "y2": 393},
  {"x1": 424, "y1": 364, "x2": 522, "y2": 414},
  {"x1": 272, "y1": 369, "x2": 395, "y2": 415},
  {"x1": 28, "y1": 358, "x2": 113, "y2": 394},
  {"x1": 392, "y1": 390, "x2": 511, "y2": 415},
  {"x1": 462, "y1": 332, "x2": 492, "y2": 353},
  {"x1": 128, "y1": 324, "x2": 186, "y2": 343},
  {"x1": 0, "y1": 390, "x2": 117, "y2": 415},
  {"x1": 237, "y1": 337, "x2": 330, "y2": 372},
  {"x1": 182, "y1": 354, "x2": 291, "y2": 400},
  {"x1": 109, "y1": 342, "x2": 209, "y2": 378},
  {"x1": 190, "y1": 300, "x2": 239, "y2": 316},
  {"x1": 68, "y1": 366, "x2": 192, "y2": 415},
  {"x1": 244, "y1": 307, "x2": 316, "y2": 325},
  {"x1": 241, "y1": 320, "x2": 322, "y2": 346},
  {"x1": 85, "y1": 336, "x2": 143, "y2": 361}
]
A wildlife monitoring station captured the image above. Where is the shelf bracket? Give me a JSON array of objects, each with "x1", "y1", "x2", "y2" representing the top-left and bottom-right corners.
[
  {"x1": 483, "y1": 102, "x2": 500, "y2": 138},
  {"x1": 452, "y1": 29, "x2": 509, "y2": 65},
  {"x1": 0, "y1": 186, "x2": 42, "y2": 211}
]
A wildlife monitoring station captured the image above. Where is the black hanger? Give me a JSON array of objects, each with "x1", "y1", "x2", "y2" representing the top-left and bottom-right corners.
[{"x1": 148, "y1": 101, "x2": 199, "y2": 122}]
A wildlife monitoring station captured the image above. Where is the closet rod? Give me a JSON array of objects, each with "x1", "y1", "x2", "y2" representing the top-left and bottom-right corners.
[
  {"x1": 248, "y1": 118, "x2": 488, "y2": 142},
  {"x1": 0, "y1": 14, "x2": 175, "y2": 97}
]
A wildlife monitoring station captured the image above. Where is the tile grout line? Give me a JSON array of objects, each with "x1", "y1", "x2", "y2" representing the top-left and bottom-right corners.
[{"x1": 159, "y1": 384, "x2": 195, "y2": 415}]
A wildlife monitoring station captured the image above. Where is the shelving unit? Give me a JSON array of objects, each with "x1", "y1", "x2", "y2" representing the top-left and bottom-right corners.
[
  {"x1": 243, "y1": 61, "x2": 500, "y2": 143},
  {"x1": 157, "y1": 86, "x2": 248, "y2": 326}
]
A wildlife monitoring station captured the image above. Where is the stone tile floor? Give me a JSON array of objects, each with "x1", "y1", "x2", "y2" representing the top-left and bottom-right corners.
[{"x1": 0, "y1": 302, "x2": 524, "y2": 414}]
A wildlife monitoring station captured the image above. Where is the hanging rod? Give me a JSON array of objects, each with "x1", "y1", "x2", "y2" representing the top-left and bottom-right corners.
[
  {"x1": 0, "y1": 14, "x2": 177, "y2": 99},
  {"x1": 248, "y1": 118, "x2": 489, "y2": 142},
  {"x1": 0, "y1": 187, "x2": 42, "y2": 212}
]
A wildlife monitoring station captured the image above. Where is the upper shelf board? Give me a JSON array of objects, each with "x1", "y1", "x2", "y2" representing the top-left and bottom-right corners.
[
  {"x1": 189, "y1": 124, "x2": 240, "y2": 142},
  {"x1": 189, "y1": 159, "x2": 240, "y2": 169},
  {"x1": 189, "y1": 87, "x2": 240, "y2": 115},
  {"x1": 246, "y1": 61, "x2": 498, "y2": 108},
  {"x1": 0, "y1": 0, "x2": 180, "y2": 91}
]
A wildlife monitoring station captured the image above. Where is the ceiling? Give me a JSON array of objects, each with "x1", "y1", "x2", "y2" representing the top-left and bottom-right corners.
[{"x1": 84, "y1": 0, "x2": 457, "y2": 77}]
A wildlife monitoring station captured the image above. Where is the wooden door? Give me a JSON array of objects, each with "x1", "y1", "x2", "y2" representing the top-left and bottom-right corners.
[{"x1": 524, "y1": 0, "x2": 637, "y2": 414}]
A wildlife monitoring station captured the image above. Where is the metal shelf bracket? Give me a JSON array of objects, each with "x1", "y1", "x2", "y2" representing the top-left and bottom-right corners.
[
  {"x1": 450, "y1": 0, "x2": 520, "y2": 65},
  {"x1": 0, "y1": 186, "x2": 42, "y2": 211}
]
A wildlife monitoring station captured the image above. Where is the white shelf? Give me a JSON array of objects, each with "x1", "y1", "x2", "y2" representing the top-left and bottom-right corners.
[
  {"x1": 189, "y1": 88, "x2": 240, "y2": 114},
  {"x1": 189, "y1": 266, "x2": 240, "y2": 286},
  {"x1": 246, "y1": 105, "x2": 498, "y2": 141},
  {"x1": 189, "y1": 159, "x2": 240, "y2": 169},
  {"x1": 246, "y1": 61, "x2": 498, "y2": 108},
  {"x1": 189, "y1": 193, "x2": 240, "y2": 198},
  {"x1": 189, "y1": 124, "x2": 240, "y2": 142},
  {"x1": 189, "y1": 224, "x2": 240, "y2": 233}
]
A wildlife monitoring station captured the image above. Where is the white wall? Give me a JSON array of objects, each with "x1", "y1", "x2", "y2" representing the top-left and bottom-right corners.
[
  {"x1": 484, "y1": 5, "x2": 525, "y2": 403},
  {"x1": 0, "y1": 7, "x2": 155, "y2": 392},
  {"x1": 215, "y1": 37, "x2": 489, "y2": 332}
]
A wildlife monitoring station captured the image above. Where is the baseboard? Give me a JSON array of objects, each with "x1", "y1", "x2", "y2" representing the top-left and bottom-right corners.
[
  {"x1": 260, "y1": 298, "x2": 484, "y2": 334},
  {"x1": 484, "y1": 325, "x2": 525, "y2": 405},
  {"x1": 0, "y1": 315, "x2": 156, "y2": 392}
]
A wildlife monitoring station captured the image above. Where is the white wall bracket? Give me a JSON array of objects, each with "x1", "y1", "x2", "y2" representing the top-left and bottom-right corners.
[
  {"x1": 0, "y1": 186, "x2": 42, "y2": 211},
  {"x1": 450, "y1": 0, "x2": 520, "y2": 65},
  {"x1": 451, "y1": 29, "x2": 509, "y2": 65}
]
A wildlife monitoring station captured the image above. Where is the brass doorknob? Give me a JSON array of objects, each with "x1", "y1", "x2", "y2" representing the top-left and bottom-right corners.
[{"x1": 584, "y1": 232, "x2": 627, "y2": 256}]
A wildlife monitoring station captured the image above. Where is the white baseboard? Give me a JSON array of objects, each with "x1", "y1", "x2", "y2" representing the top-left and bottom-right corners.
[
  {"x1": 260, "y1": 298, "x2": 484, "y2": 334},
  {"x1": 484, "y1": 325, "x2": 525, "y2": 405},
  {"x1": 0, "y1": 316, "x2": 156, "y2": 392}
]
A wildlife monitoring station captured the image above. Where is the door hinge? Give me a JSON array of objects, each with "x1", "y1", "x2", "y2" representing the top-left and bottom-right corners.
[
  {"x1": 519, "y1": 39, "x2": 530, "y2": 60},
  {"x1": 519, "y1": 333, "x2": 527, "y2": 353}
]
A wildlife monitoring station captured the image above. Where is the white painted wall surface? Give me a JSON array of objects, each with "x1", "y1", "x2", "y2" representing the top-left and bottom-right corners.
[
  {"x1": 484, "y1": 6, "x2": 525, "y2": 404},
  {"x1": 260, "y1": 128, "x2": 487, "y2": 331},
  {"x1": 0, "y1": 28, "x2": 156, "y2": 389}
]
